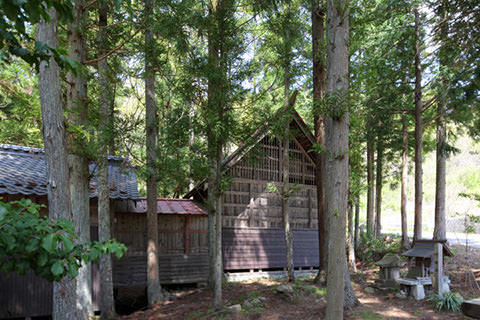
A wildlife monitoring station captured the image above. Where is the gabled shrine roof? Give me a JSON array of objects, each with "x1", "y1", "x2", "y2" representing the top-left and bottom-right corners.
[{"x1": 185, "y1": 91, "x2": 316, "y2": 199}]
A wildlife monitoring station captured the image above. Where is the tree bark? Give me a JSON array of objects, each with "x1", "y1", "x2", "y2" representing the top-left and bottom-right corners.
[
  {"x1": 66, "y1": 1, "x2": 92, "y2": 318},
  {"x1": 324, "y1": 0, "x2": 351, "y2": 317},
  {"x1": 344, "y1": 259, "x2": 360, "y2": 309},
  {"x1": 214, "y1": 145, "x2": 223, "y2": 310},
  {"x1": 347, "y1": 198, "x2": 357, "y2": 272},
  {"x1": 97, "y1": 1, "x2": 115, "y2": 317},
  {"x1": 434, "y1": 4, "x2": 447, "y2": 242},
  {"x1": 282, "y1": 124, "x2": 294, "y2": 282},
  {"x1": 414, "y1": 7, "x2": 423, "y2": 241},
  {"x1": 145, "y1": 0, "x2": 163, "y2": 305},
  {"x1": 366, "y1": 135, "x2": 375, "y2": 235},
  {"x1": 282, "y1": 3, "x2": 294, "y2": 282},
  {"x1": 206, "y1": 0, "x2": 231, "y2": 309},
  {"x1": 37, "y1": 7, "x2": 78, "y2": 320},
  {"x1": 354, "y1": 196, "x2": 360, "y2": 251},
  {"x1": 375, "y1": 134, "x2": 383, "y2": 237},
  {"x1": 312, "y1": 0, "x2": 327, "y2": 278},
  {"x1": 401, "y1": 116, "x2": 409, "y2": 248}
]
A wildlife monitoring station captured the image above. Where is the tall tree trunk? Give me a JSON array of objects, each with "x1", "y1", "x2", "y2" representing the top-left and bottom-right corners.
[
  {"x1": 413, "y1": 7, "x2": 423, "y2": 241},
  {"x1": 324, "y1": 0, "x2": 352, "y2": 317},
  {"x1": 401, "y1": 116, "x2": 409, "y2": 248},
  {"x1": 66, "y1": 1, "x2": 92, "y2": 318},
  {"x1": 347, "y1": 198, "x2": 357, "y2": 272},
  {"x1": 312, "y1": 0, "x2": 327, "y2": 278},
  {"x1": 282, "y1": 122, "x2": 294, "y2": 282},
  {"x1": 375, "y1": 134, "x2": 383, "y2": 237},
  {"x1": 434, "y1": 4, "x2": 447, "y2": 242},
  {"x1": 354, "y1": 196, "x2": 360, "y2": 251},
  {"x1": 97, "y1": 1, "x2": 115, "y2": 317},
  {"x1": 145, "y1": 0, "x2": 163, "y2": 305},
  {"x1": 282, "y1": 4, "x2": 294, "y2": 282},
  {"x1": 366, "y1": 135, "x2": 375, "y2": 235},
  {"x1": 214, "y1": 146, "x2": 223, "y2": 310},
  {"x1": 189, "y1": 102, "x2": 195, "y2": 191},
  {"x1": 207, "y1": 0, "x2": 230, "y2": 309},
  {"x1": 37, "y1": 7, "x2": 78, "y2": 320}
]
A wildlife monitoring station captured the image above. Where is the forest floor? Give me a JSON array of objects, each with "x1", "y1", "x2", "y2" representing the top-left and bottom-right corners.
[{"x1": 119, "y1": 244, "x2": 480, "y2": 320}]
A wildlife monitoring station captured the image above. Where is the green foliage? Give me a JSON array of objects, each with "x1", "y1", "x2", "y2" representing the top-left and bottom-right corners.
[
  {"x1": 0, "y1": 58, "x2": 42, "y2": 146},
  {"x1": 429, "y1": 292, "x2": 463, "y2": 312},
  {"x1": 0, "y1": 0, "x2": 81, "y2": 72},
  {"x1": 357, "y1": 232, "x2": 402, "y2": 263},
  {"x1": 0, "y1": 198, "x2": 127, "y2": 282}
]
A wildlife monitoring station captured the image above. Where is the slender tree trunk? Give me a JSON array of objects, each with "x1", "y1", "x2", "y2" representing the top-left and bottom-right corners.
[
  {"x1": 347, "y1": 198, "x2": 357, "y2": 272},
  {"x1": 354, "y1": 196, "x2": 360, "y2": 250},
  {"x1": 97, "y1": 1, "x2": 115, "y2": 317},
  {"x1": 401, "y1": 116, "x2": 409, "y2": 248},
  {"x1": 375, "y1": 134, "x2": 383, "y2": 237},
  {"x1": 207, "y1": 0, "x2": 230, "y2": 309},
  {"x1": 434, "y1": 5, "x2": 447, "y2": 242},
  {"x1": 282, "y1": 123, "x2": 294, "y2": 282},
  {"x1": 366, "y1": 135, "x2": 375, "y2": 235},
  {"x1": 66, "y1": 1, "x2": 92, "y2": 318},
  {"x1": 145, "y1": 0, "x2": 163, "y2": 305},
  {"x1": 38, "y1": 7, "x2": 78, "y2": 320},
  {"x1": 189, "y1": 102, "x2": 195, "y2": 191},
  {"x1": 312, "y1": 0, "x2": 327, "y2": 278},
  {"x1": 414, "y1": 7, "x2": 423, "y2": 241},
  {"x1": 325, "y1": 0, "x2": 351, "y2": 317},
  {"x1": 214, "y1": 146, "x2": 223, "y2": 310},
  {"x1": 282, "y1": 6, "x2": 294, "y2": 282}
]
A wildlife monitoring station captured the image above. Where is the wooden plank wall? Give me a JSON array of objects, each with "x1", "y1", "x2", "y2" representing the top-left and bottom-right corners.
[
  {"x1": 222, "y1": 227, "x2": 319, "y2": 270},
  {"x1": 225, "y1": 135, "x2": 318, "y2": 229},
  {"x1": 113, "y1": 212, "x2": 209, "y2": 286},
  {"x1": 0, "y1": 270, "x2": 52, "y2": 318}
]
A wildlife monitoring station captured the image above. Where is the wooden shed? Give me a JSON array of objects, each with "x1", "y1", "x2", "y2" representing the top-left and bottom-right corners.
[
  {"x1": 187, "y1": 108, "x2": 320, "y2": 271},
  {"x1": 113, "y1": 198, "x2": 209, "y2": 286}
]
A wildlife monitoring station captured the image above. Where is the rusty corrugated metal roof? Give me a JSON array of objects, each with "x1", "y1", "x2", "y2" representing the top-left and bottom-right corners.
[{"x1": 127, "y1": 199, "x2": 207, "y2": 215}]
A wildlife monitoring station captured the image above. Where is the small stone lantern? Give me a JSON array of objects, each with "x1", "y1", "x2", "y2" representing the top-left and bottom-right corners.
[{"x1": 376, "y1": 253, "x2": 406, "y2": 287}]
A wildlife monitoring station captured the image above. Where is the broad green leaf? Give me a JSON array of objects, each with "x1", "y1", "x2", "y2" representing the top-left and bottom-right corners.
[
  {"x1": 41, "y1": 234, "x2": 57, "y2": 253},
  {"x1": 51, "y1": 261, "x2": 64, "y2": 276}
]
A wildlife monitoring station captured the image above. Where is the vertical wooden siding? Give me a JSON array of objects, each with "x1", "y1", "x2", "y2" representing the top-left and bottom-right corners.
[
  {"x1": 224, "y1": 135, "x2": 318, "y2": 229},
  {"x1": 222, "y1": 227, "x2": 319, "y2": 270}
]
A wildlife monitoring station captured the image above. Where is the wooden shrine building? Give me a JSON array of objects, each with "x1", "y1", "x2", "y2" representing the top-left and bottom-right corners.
[
  {"x1": 0, "y1": 145, "x2": 208, "y2": 318},
  {"x1": 186, "y1": 108, "x2": 320, "y2": 271}
]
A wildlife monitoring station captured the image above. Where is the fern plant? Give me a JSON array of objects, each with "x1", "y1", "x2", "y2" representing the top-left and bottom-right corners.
[{"x1": 429, "y1": 292, "x2": 463, "y2": 312}]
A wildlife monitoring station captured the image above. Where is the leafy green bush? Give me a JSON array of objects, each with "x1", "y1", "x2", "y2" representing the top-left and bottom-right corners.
[
  {"x1": 429, "y1": 292, "x2": 463, "y2": 312},
  {"x1": 357, "y1": 232, "x2": 402, "y2": 263},
  {"x1": 0, "y1": 198, "x2": 127, "y2": 282}
]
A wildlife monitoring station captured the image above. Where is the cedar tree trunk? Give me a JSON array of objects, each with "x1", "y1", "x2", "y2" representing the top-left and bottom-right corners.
[
  {"x1": 414, "y1": 7, "x2": 423, "y2": 241},
  {"x1": 66, "y1": 1, "x2": 92, "y2": 318},
  {"x1": 37, "y1": 7, "x2": 78, "y2": 320},
  {"x1": 97, "y1": 1, "x2": 116, "y2": 317},
  {"x1": 366, "y1": 135, "x2": 375, "y2": 235},
  {"x1": 375, "y1": 134, "x2": 383, "y2": 237},
  {"x1": 401, "y1": 116, "x2": 409, "y2": 248},
  {"x1": 145, "y1": 0, "x2": 163, "y2": 305},
  {"x1": 312, "y1": 0, "x2": 327, "y2": 276},
  {"x1": 324, "y1": 0, "x2": 352, "y2": 317}
]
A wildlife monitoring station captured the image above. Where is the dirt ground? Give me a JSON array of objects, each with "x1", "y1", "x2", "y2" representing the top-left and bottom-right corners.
[{"x1": 119, "y1": 244, "x2": 480, "y2": 320}]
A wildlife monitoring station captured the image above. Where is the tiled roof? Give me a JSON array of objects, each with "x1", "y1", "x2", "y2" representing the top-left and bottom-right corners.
[
  {"x1": 126, "y1": 199, "x2": 206, "y2": 215},
  {"x1": 0, "y1": 144, "x2": 139, "y2": 200}
]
